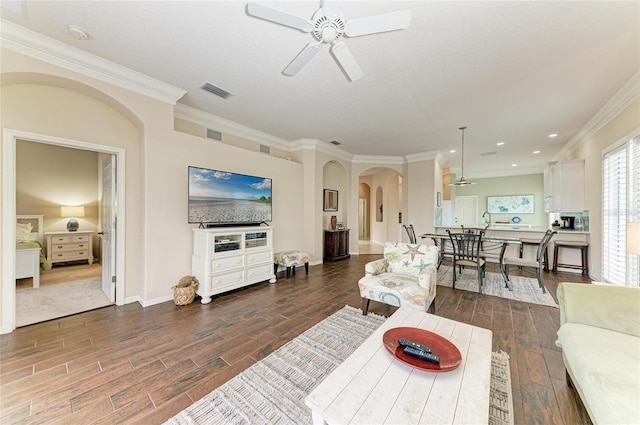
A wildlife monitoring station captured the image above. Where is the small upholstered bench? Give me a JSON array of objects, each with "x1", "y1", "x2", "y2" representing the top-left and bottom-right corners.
[{"x1": 274, "y1": 250, "x2": 310, "y2": 278}]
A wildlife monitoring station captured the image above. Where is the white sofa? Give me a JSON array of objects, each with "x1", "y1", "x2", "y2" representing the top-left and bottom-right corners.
[{"x1": 556, "y1": 282, "x2": 640, "y2": 424}]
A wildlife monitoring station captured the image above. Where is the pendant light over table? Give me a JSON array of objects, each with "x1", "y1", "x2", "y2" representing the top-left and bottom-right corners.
[{"x1": 449, "y1": 126, "x2": 478, "y2": 186}]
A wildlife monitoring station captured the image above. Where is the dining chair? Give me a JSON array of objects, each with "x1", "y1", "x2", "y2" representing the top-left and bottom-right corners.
[
  {"x1": 501, "y1": 229, "x2": 557, "y2": 293},
  {"x1": 447, "y1": 230, "x2": 486, "y2": 293},
  {"x1": 403, "y1": 224, "x2": 417, "y2": 244}
]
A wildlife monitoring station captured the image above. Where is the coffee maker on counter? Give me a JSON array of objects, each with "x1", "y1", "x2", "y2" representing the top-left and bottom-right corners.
[{"x1": 560, "y1": 215, "x2": 575, "y2": 230}]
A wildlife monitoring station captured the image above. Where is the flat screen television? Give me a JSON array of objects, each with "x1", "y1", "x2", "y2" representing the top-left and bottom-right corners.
[{"x1": 188, "y1": 166, "x2": 272, "y2": 226}]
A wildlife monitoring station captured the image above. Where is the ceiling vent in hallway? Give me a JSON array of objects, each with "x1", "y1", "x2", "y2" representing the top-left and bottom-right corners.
[
  {"x1": 200, "y1": 82, "x2": 233, "y2": 99},
  {"x1": 330, "y1": 140, "x2": 341, "y2": 146}
]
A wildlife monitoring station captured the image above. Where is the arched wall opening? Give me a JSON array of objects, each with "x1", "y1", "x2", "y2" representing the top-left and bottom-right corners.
[
  {"x1": 1, "y1": 73, "x2": 142, "y2": 333},
  {"x1": 358, "y1": 182, "x2": 371, "y2": 239},
  {"x1": 358, "y1": 167, "x2": 406, "y2": 247}
]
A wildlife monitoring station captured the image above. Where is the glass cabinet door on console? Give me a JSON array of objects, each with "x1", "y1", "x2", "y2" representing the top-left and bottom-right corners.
[{"x1": 192, "y1": 227, "x2": 276, "y2": 304}]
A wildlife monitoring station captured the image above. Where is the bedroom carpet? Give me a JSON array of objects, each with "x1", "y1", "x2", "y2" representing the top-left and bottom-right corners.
[
  {"x1": 436, "y1": 266, "x2": 559, "y2": 308},
  {"x1": 16, "y1": 277, "x2": 111, "y2": 327},
  {"x1": 165, "y1": 305, "x2": 513, "y2": 425}
]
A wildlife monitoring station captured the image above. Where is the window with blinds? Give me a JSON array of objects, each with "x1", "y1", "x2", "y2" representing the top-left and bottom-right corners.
[{"x1": 602, "y1": 134, "x2": 639, "y2": 286}]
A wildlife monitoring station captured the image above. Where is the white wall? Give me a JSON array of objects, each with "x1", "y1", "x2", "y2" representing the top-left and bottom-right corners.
[
  {"x1": 567, "y1": 98, "x2": 640, "y2": 281},
  {"x1": 1, "y1": 48, "x2": 305, "y2": 332},
  {"x1": 452, "y1": 173, "x2": 546, "y2": 226}
]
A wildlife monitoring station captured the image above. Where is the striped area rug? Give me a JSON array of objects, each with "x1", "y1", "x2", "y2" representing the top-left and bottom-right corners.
[
  {"x1": 437, "y1": 266, "x2": 558, "y2": 308},
  {"x1": 165, "y1": 305, "x2": 513, "y2": 425}
]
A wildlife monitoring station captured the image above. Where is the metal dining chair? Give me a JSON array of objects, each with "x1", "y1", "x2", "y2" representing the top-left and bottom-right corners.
[
  {"x1": 501, "y1": 229, "x2": 557, "y2": 293},
  {"x1": 403, "y1": 224, "x2": 417, "y2": 244},
  {"x1": 447, "y1": 229, "x2": 486, "y2": 293}
]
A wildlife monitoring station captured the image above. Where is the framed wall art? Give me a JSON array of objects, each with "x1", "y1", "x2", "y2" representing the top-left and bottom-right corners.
[
  {"x1": 487, "y1": 195, "x2": 534, "y2": 214},
  {"x1": 323, "y1": 189, "x2": 338, "y2": 211}
]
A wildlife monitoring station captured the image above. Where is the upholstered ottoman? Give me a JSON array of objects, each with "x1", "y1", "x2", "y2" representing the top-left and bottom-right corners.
[{"x1": 274, "y1": 250, "x2": 310, "y2": 278}]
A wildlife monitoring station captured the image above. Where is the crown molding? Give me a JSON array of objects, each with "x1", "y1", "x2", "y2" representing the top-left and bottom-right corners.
[
  {"x1": 405, "y1": 150, "x2": 441, "y2": 163},
  {"x1": 174, "y1": 103, "x2": 291, "y2": 151},
  {"x1": 291, "y1": 139, "x2": 355, "y2": 162},
  {"x1": 0, "y1": 19, "x2": 186, "y2": 105},
  {"x1": 557, "y1": 71, "x2": 640, "y2": 160},
  {"x1": 352, "y1": 154, "x2": 406, "y2": 165},
  {"x1": 464, "y1": 166, "x2": 544, "y2": 179}
]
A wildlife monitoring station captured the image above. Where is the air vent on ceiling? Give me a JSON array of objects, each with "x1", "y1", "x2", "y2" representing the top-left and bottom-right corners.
[
  {"x1": 260, "y1": 144, "x2": 270, "y2": 154},
  {"x1": 480, "y1": 151, "x2": 497, "y2": 156},
  {"x1": 200, "y1": 82, "x2": 233, "y2": 99},
  {"x1": 206, "y1": 128, "x2": 222, "y2": 141},
  {"x1": 330, "y1": 140, "x2": 341, "y2": 146}
]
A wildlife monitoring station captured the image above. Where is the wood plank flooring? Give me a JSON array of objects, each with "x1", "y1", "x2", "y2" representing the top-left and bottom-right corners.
[{"x1": 1, "y1": 255, "x2": 592, "y2": 424}]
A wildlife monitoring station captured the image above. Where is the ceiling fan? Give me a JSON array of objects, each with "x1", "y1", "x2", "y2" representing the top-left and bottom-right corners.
[{"x1": 247, "y1": 1, "x2": 412, "y2": 81}]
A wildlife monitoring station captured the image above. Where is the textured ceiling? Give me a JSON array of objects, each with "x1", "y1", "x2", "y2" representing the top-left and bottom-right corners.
[{"x1": 2, "y1": 1, "x2": 639, "y2": 177}]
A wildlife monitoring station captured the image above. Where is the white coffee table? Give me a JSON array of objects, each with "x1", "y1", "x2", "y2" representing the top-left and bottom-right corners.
[{"x1": 305, "y1": 306, "x2": 493, "y2": 424}]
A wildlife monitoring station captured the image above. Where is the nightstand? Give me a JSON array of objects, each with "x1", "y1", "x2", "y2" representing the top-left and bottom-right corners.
[{"x1": 45, "y1": 231, "x2": 94, "y2": 266}]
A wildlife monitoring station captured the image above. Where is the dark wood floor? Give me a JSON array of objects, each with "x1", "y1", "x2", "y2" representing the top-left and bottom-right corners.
[{"x1": 0, "y1": 255, "x2": 592, "y2": 424}]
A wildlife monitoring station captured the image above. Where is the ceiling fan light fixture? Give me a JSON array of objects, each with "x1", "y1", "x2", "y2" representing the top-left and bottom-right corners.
[{"x1": 449, "y1": 126, "x2": 478, "y2": 187}]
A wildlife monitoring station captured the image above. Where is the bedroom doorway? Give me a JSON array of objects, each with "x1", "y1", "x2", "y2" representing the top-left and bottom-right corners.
[
  {"x1": 14, "y1": 142, "x2": 114, "y2": 326},
  {"x1": 2, "y1": 130, "x2": 126, "y2": 333}
]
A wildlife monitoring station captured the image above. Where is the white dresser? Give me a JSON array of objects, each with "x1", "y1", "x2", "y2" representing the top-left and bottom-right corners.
[
  {"x1": 45, "y1": 231, "x2": 94, "y2": 266},
  {"x1": 192, "y1": 226, "x2": 276, "y2": 304}
]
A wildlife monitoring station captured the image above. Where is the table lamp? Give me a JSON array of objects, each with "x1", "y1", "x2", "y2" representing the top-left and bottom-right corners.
[{"x1": 61, "y1": 206, "x2": 85, "y2": 232}]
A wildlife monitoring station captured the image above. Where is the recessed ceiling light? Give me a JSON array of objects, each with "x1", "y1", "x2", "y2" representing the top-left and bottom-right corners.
[
  {"x1": 511, "y1": 163, "x2": 518, "y2": 167},
  {"x1": 67, "y1": 25, "x2": 89, "y2": 40},
  {"x1": 548, "y1": 133, "x2": 558, "y2": 138},
  {"x1": 533, "y1": 150, "x2": 541, "y2": 154},
  {"x1": 449, "y1": 149, "x2": 456, "y2": 153},
  {"x1": 496, "y1": 142, "x2": 504, "y2": 146}
]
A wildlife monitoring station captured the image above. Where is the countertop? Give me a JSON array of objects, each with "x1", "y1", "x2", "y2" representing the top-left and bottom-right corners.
[{"x1": 434, "y1": 225, "x2": 590, "y2": 235}]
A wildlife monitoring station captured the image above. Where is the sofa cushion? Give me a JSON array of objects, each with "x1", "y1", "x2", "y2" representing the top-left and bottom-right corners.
[{"x1": 557, "y1": 323, "x2": 640, "y2": 424}]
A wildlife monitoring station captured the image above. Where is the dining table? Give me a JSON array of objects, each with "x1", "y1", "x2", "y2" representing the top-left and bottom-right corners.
[{"x1": 420, "y1": 232, "x2": 521, "y2": 291}]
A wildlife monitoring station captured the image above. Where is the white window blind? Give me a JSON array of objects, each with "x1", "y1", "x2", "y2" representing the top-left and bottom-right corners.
[{"x1": 602, "y1": 135, "x2": 640, "y2": 286}]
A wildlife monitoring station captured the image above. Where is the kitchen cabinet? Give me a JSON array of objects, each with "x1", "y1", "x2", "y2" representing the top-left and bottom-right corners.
[{"x1": 544, "y1": 159, "x2": 584, "y2": 212}]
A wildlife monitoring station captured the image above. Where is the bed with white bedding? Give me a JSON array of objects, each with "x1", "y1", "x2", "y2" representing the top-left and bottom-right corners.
[{"x1": 16, "y1": 215, "x2": 50, "y2": 288}]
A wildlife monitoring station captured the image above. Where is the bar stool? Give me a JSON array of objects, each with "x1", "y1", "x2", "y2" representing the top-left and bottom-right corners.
[
  {"x1": 520, "y1": 238, "x2": 549, "y2": 271},
  {"x1": 553, "y1": 241, "x2": 589, "y2": 276}
]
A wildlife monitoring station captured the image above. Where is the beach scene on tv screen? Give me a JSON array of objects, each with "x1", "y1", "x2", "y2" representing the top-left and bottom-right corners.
[{"x1": 189, "y1": 167, "x2": 272, "y2": 223}]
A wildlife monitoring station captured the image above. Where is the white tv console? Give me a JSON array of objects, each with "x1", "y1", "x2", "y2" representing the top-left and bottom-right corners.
[{"x1": 192, "y1": 226, "x2": 276, "y2": 304}]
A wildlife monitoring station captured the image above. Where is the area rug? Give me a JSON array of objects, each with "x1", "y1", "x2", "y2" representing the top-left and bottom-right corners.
[
  {"x1": 165, "y1": 305, "x2": 514, "y2": 425},
  {"x1": 16, "y1": 277, "x2": 111, "y2": 327},
  {"x1": 437, "y1": 266, "x2": 558, "y2": 308}
]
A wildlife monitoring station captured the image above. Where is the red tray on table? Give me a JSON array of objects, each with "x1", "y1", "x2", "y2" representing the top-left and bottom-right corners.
[{"x1": 382, "y1": 327, "x2": 462, "y2": 372}]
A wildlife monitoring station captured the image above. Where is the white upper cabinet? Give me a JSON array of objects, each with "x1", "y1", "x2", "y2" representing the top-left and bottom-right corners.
[{"x1": 544, "y1": 159, "x2": 585, "y2": 212}]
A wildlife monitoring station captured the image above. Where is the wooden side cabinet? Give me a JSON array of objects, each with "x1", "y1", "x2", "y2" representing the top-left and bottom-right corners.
[
  {"x1": 45, "y1": 231, "x2": 94, "y2": 266},
  {"x1": 324, "y1": 229, "x2": 350, "y2": 262}
]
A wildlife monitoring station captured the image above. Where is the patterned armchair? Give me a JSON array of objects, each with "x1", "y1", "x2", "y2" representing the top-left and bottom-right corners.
[{"x1": 358, "y1": 242, "x2": 439, "y2": 315}]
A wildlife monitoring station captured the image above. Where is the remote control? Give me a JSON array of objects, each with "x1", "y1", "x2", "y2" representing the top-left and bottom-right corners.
[
  {"x1": 398, "y1": 339, "x2": 432, "y2": 353},
  {"x1": 403, "y1": 347, "x2": 440, "y2": 364}
]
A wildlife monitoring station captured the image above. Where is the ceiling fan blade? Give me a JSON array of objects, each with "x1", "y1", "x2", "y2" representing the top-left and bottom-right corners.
[
  {"x1": 345, "y1": 9, "x2": 412, "y2": 37},
  {"x1": 247, "y1": 3, "x2": 313, "y2": 32},
  {"x1": 283, "y1": 43, "x2": 322, "y2": 76},
  {"x1": 331, "y1": 42, "x2": 363, "y2": 81},
  {"x1": 321, "y1": 0, "x2": 342, "y2": 18}
]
